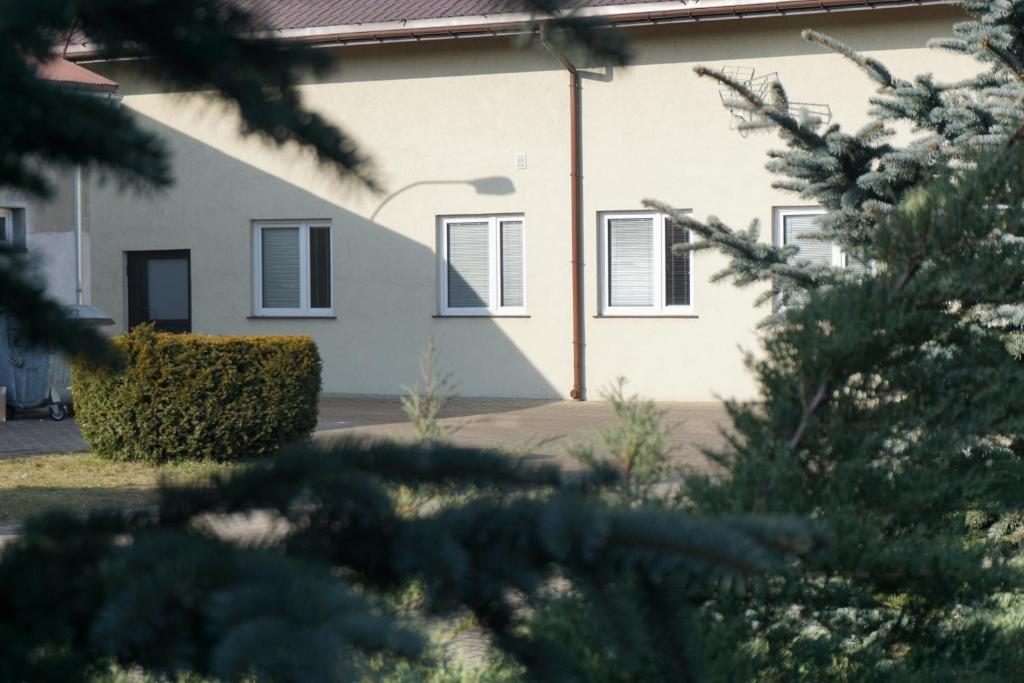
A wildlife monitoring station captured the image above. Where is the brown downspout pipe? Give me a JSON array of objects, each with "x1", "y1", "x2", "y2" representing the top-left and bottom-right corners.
[
  {"x1": 543, "y1": 35, "x2": 585, "y2": 400},
  {"x1": 568, "y1": 67, "x2": 584, "y2": 401}
]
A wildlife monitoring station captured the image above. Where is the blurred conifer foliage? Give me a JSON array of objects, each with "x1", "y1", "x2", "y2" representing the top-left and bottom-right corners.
[
  {"x1": 0, "y1": 2, "x2": 815, "y2": 681},
  {"x1": 646, "y1": 2, "x2": 1024, "y2": 679}
]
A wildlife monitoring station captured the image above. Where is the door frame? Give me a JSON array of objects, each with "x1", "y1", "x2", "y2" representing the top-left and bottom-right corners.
[{"x1": 126, "y1": 249, "x2": 192, "y2": 333}]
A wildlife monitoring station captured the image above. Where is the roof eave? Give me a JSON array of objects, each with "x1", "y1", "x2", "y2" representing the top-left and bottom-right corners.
[{"x1": 65, "y1": 0, "x2": 955, "y2": 60}]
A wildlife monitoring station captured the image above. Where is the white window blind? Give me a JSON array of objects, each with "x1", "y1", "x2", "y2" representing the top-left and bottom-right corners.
[
  {"x1": 783, "y1": 213, "x2": 834, "y2": 267},
  {"x1": 608, "y1": 216, "x2": 655, "y2": 307},
  {"x1": 439, "y1": 215, "x2": 526, "y2": 316},
  {"x1": 261, "y1": 227, "x2": 301, "y2": 309},
  {"x1": 253, "y1": 221, "x2": 333, "y2": 316},
  {"x1": 447, "y1": 221, "x2": 491, "y2": 308},
  {"x1": 500, "y1": 219, "x2": 524, "y2": 308}
]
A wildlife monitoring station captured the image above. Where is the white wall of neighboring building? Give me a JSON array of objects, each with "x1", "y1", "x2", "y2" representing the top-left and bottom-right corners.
[
  {"x1": 85, "y1": 6, "x2": 976, "y2": 400},
  {"x1": 0, "y1": 168, "x2": 89, "y2": 308}
]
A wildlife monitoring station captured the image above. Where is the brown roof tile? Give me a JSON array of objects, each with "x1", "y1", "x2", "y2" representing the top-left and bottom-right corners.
[
  {"x1": 62, "y1": 2, "x2": 946, "y2": 58},
  {"x1": 36, "y1": 57, "x2": 118, "y2": 91},
  {"x1": 238, "y1": 0, "x2": 665, "y2": 30}
]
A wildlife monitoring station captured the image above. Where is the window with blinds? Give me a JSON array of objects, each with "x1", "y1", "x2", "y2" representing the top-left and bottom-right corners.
[
  {"x1": 439, "y1": 215, "x2": 526, "y2": 315},
  {"x1": 253, "y1": 221, "x2": 332, "y2": 316},
  {"x1": 776, "y1": 208, "x2": 873, "y2": 307},
  {"x1": 777, "y1": 208, "x2": 875, "y2": 273},
  {"x1": 601, "y1": 212, "x2": 694, "y2": 315}
]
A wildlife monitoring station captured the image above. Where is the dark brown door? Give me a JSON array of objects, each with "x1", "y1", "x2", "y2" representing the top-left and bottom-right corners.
[{"x1": 127, "y1": 250, "x2": 191, "y2": 333}]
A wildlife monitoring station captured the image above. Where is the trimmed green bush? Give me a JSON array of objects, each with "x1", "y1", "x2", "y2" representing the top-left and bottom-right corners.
[{"x1": 73, "y1": 326, "x2": 321, "y2": 462}]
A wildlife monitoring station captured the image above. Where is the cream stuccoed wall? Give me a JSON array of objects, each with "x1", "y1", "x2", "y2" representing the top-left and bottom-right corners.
[{"x1": 86, "y1": 6, "x2": 975, "y2": 401}]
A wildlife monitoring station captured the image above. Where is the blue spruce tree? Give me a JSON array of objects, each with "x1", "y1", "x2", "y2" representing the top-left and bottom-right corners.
[{"x1": 646, "y1": 2, "x2": 1024, "y2": 679}]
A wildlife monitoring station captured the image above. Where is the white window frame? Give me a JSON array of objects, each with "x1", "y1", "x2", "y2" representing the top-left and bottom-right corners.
[
  {"x1": 0, "y1": 208, "x2": 12, "y2": 246},
  {"x1": 437, "y1": 214, "x2": 527, "y2": 317},
  {"x1": 774, "y1": 206, "x2": 875, "y2": 272},
  {"x1": 599, "y1": 211, "x2": 695, "y2": 317},
  {"x1": 773, "y1": 207, "x2": 845, "y2": 267},
  {"x1": 252, "y1": 220, "x2": 333, "y2": 317}
]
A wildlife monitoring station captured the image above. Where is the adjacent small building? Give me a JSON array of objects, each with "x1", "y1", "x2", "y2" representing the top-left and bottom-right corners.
[
  {"x1": 1, "y1": 59, "x2": 117, "y2": 418},
  {"x1": 65, "y1": 0, "x2": 973, "y2": 400}
]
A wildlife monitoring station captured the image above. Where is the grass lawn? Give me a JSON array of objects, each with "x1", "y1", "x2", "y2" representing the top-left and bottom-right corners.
[{"x1": 0, "y1": 453, "x2": 242, "y2": 525}]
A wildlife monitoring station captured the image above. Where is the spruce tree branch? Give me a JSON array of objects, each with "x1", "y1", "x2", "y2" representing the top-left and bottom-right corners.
[
  {"x1": 980, "y1": 39, "x2": 1024, "y2": 85},
  {"x1": 694, "y1": 66, "x2": 825, "y2": 149},
  {"x1": 893, "y1": 262, "x2": 921, "y2": 293},
  {"x1": 61, "y1": 19, "x2": 78, "y2": 57},
  {"x1": 611, "y1": 529, "x2": 768, "y2": 575},
  {"x1": 802, "y1": 29, "x2": 897, "y2": 89},
  {"x1": 639, "y1": 576, "x2": 693, "y2": 683},
  {"x1": 644, "y1": 198, "x2": 823, "y2": 293},
  {"x1": 311, "y1": 438, "x2": 622, "y2": 490},
  {"x1": 0, "y1": 247, "x2": 119, "y2": 365},
  {"x1": 786, "y1": 381, "x2": 829, "y2": 451},
  {"x1": 0, "y1": 54, "x2": 171, "y2": 197}
]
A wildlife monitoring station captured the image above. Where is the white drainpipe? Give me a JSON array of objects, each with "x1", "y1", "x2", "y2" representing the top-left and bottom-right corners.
[{"x1": 72, "y1": 164, "x2": 83, "y2": 306}]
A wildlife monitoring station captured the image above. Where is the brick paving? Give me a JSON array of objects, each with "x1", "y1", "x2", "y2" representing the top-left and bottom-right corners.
[
  {"x1": 1, "y1": 396, "x2": 730, "y2": 471},
  {"x1": 316, "y1": 395, "x2": 728, "y2": 472},
  {"x1": 0, "y1": 409, "x2": 89, "y2": 458}
]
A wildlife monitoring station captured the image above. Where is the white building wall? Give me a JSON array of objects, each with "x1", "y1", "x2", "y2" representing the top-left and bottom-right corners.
[{"x1": 86, "y1": 6, "x2": 976, "y2": 400}]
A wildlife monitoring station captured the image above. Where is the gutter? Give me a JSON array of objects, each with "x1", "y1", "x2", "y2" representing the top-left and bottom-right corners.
[
  {"x1": 311, "y1": 0, "x2": 949, "y2": 47},
  {"x1": 65, "y1": 0, "x2": 952, "y2": 59},
  {"x1": 541, "y1": 32, "x2": 586, "y2": 401}
]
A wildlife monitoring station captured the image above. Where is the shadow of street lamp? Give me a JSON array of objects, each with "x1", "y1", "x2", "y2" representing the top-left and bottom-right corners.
[{"x1": 370, "y1": 176, "x2": 516, "y2": 221}]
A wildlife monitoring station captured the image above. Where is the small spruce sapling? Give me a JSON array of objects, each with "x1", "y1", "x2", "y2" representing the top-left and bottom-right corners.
[
  {"x1": 571, "y1": 378, "x2": 674, "y2": 506},
  {"x1": 401, "y1": 338, "x2": 456, "y2": 444}
]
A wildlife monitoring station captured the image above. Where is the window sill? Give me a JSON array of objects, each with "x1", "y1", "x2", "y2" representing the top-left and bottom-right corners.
[
  {"x1": 594, "y1": 314, "x2": 699, "y2": 319},
  {"x1": 433, "y1": 315, "x2": 531, "y2": 319},
  {"x1": 247, "y1": 315, "x2": 337, "y2": 320}
]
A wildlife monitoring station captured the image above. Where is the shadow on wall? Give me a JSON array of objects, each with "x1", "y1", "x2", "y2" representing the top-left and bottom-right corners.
[
  {"x1": 91, "y1": 114, "x2": 561, "y2": 399},
  {"x1": 370, "y1": 176, "x2": 515, "y2": 221}
]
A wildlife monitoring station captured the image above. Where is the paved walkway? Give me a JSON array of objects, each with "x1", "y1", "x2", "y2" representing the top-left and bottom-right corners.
[
  {"x1": 1, "y1": 396, "x2": 730, "y2": 471},
  {"x1": 1, "y1": 409, "x2": 89, "y2": 458},
  {"x1": 316, "y1": 396, "x2": 727, "y2": 472}
]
